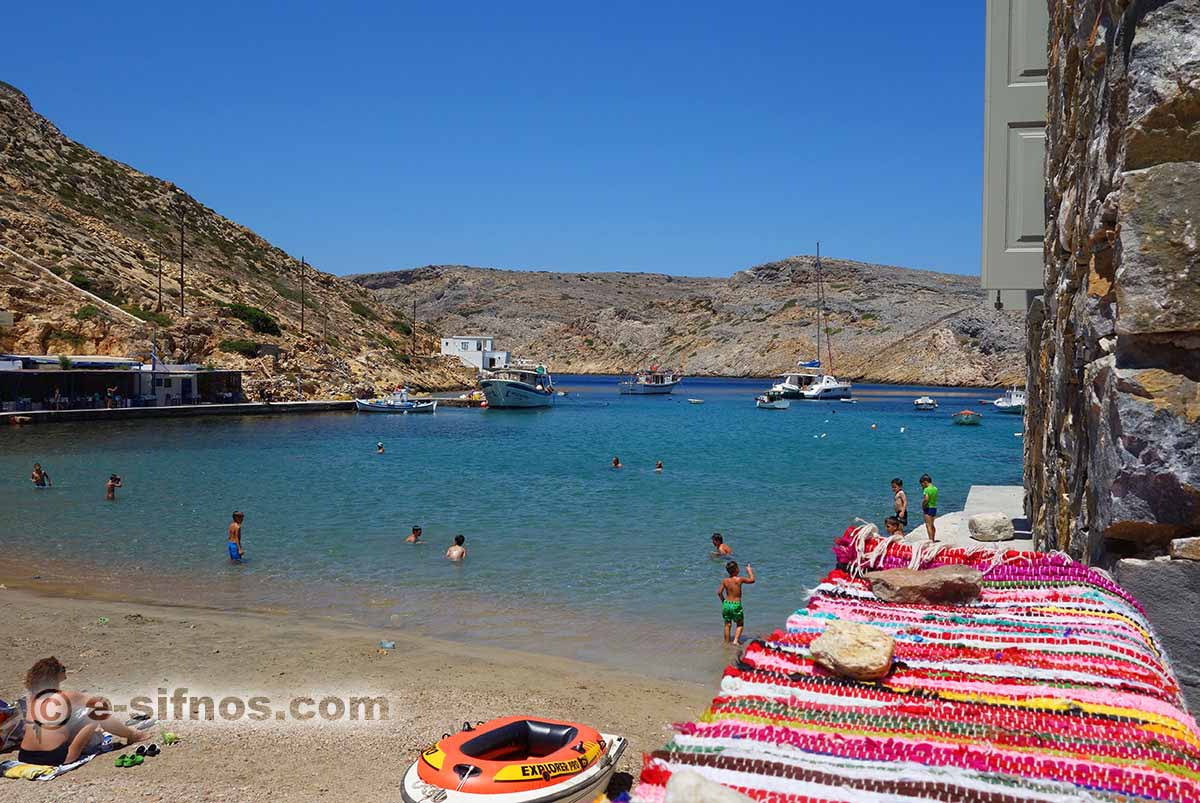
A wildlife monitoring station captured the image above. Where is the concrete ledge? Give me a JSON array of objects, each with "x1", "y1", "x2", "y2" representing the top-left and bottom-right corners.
[{"x1": 2, "y1": 400, "x2": 355, "y2": 424}]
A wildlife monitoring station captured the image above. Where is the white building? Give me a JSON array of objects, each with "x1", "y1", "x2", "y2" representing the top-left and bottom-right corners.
[{"x1": 439, "y1": 336, "x2": 509, "y2": 371}]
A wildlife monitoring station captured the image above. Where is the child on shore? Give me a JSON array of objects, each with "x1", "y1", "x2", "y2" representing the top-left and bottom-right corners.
[
  {"x1": 227, "y1": 511, "x2": 245, "y2": 562},
  {"x1": 718, "y1": 561, "x2": 755, "y2": 645},
  {"x1": 884, "y1": 516, "x2": 904, "y2": 536},
  {"x1": 920, "y1": 474, "x2": 939, "y2": 541}
]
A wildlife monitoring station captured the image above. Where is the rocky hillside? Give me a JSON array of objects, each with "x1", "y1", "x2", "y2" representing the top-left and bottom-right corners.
[
  {"x1": 352, "y1": 260, "x2": 1026, "y2": 386},
  {"x1": 0, "y1": 81, "x2": 472, "y2": 398}
]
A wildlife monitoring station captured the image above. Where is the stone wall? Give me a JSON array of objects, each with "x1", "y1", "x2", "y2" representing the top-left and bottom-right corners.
[{"x1": 1029, "y1": 0, "x2": 1199, "y2": 563}]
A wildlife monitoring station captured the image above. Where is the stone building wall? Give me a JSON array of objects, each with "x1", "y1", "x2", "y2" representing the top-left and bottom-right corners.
[{"x1": 1029, "y1": 0, "x2": 1199, "y2": 563}]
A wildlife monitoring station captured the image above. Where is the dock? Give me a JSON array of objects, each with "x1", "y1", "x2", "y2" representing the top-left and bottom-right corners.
[
  {"x1": 2, "y1": 400, "x2": 355, "y2": 424},
  {"x1": 904, "y1": 484, "x2": 1033, "y2": 549}
]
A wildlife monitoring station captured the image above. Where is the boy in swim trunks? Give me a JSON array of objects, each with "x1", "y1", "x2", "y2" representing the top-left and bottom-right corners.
[
  {"x1": 718, "y1": 561, "x2": 755, "y2": 645},
  {"x1": 891, "y1": 478, "x2": 908, "y2": 528},
  {"x1": 920, "y1": 474, "x2": 938, "y2": 542},
  {"x1": 227, "y1": 511, "x2": 245, "y2": 561}
]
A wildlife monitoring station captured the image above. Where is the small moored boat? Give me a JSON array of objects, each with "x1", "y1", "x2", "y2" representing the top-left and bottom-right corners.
[
  {"x1": 354, "y1": 389, "x2": 437, "y2": 413},
  {"x1": 480, "y1": 367, "x2": 556, "y2": 409},
  {"x1": 952, "y1": 409, "x2": 983, "y2": 425},
  {"x1": 401, "y1": 716, "x2": 625, "y2": 803},
  {"x1": 913, "y1": 396, "x2": 938, "y2": 411},
  {"x1": 687, "y1": 398, "x2": 704, "y2": 405},
  {"x1": 991, "y1": 387, "x2": 1026, "y2": 415},
  {"x1": 755, "y1": 390, "x2": 790, "y2": 410},
  {"x1": 618, "y1": 366, "x2": 682, "y2": 395}
]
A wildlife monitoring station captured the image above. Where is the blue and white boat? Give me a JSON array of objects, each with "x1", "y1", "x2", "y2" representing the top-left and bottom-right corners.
[
  {"x1": 355, "y1": 389, "x2": 438, "y2": 413},
  {"x1": 480, "y1": 367, "x2": 556, "y2": 409},
  {"x1": 618, "y1": 367, "x2": 682, "y2": 395}
]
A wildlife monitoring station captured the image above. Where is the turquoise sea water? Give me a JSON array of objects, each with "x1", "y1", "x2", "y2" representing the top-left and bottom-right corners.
[{"x1": 0, "y1": 376, "x2": 1022, "y2": 681}]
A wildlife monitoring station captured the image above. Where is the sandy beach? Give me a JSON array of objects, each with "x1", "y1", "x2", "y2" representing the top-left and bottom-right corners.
[{"x1": 0, "y1": 585, "x2": 711, "y2": 802}]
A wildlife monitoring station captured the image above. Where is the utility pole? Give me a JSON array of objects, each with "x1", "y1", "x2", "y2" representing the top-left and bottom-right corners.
[
  {"x1": 156, "y1": 249, "x2": 163, "y2": 312},
  {"x1": 300, "y1": 256, "x2": 306, "y2": 335},
  {"x1": 177, "y1": 201, "x2": 185, "y2": 316},
  {"x1": 411, "y1": 297, "x2": 417, "y2": 356}
]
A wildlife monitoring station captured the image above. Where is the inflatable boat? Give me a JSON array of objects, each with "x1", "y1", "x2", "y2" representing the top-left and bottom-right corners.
[{"x1": 401, "y1": 716, "x2": 625, "y2": 803}]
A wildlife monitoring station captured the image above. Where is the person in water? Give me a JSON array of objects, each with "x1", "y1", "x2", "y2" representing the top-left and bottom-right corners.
[
  {"x1": 406, "y1": 526, "x2": 422, "y2": 543},
  {"x1": 105, "y1": 474, "x2": 122, "y2": 501},
  {"x1": 891, "y1": 478, "x2": 908, "y2": 528},
  {"x1": 30, "y1": 463, "x2": 51, "y2": 487},
  {"x1": 377, "y1": 442, "x2": 385, "y2": 454},
  {"x1": 718, "y1": 561, "x2": 755, "y2": 645},
  {"x1": 611, "y1": 456, "x2": 622, "y2": 469},
  {"x1": 711, "y1": 533, "x2": 733, "y2": 556},
  {"x1": 884, "y1": 516, "x2": 904, "y2": 536},
  {"x1": 920, "y1": 474, "x2": 939, "y2": 542},
  {"x1": 227, "y1": 511, "x2": 245, "y2": 561},
  {"x1": 18, "y1": 656, "x2": 150, "y2": 767},
  {"x1": 655, "y1": 460, "x2": 664, "y2": 472},
  {"x1": 445, "y1": 534, "x2": 467, "y2": 561}
]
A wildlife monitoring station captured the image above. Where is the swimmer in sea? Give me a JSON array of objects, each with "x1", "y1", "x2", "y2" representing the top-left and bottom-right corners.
[
  {"x1": 655, "y1": 460, "x2": 663, "y2": 472},
  {"x1": 406, "y1": 526, "x2": 422, "y2": 543},
  {"x1": 105, "y1": 474, "x2": 122, "y2": 501},
  {"x1": 718, "y1": 561, "x2": 755, "y2": 645},
  {"x1": 611, "y1": 456, "x2": 622, "y2": 469},
  {"x1": 445, "y1": 534, "x2": 467, "y2": 562},
  {"x1": 711, "y1": 533, "x2": 733, "y2": 556},
  {"x1": 30, "y1": 463, "x2": 51, "y2": 488},
  {"x1": 227, "y1": 511, "x2": 245, "y2": 562},
  {"x1": 377, "y1": 442, "x2": 385, "y2": 454}
]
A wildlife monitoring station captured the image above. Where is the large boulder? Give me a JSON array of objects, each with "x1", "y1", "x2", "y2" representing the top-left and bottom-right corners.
[
  {"x1": 809, "y1": 620, "x2": 894, "y2": 681},
  {"x1": 968, "y1": 512, "x2": 1016, "y2": 542},
  {"x1": 665, "y1": 770, "x2": 754, "y2": 803},
  {"x1": 866, "y1": 566, "x2": 983, "y2": 605}
]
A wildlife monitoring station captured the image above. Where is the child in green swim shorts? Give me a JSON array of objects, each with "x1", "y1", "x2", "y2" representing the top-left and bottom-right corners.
[{"x1": 718, "y1": 560, "x2": 755, "y2": 645}]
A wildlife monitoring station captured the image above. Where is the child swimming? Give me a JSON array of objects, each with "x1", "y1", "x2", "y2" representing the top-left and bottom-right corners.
[{"x1": 710, "y1": 532, "x2": 733, "y2": 556}]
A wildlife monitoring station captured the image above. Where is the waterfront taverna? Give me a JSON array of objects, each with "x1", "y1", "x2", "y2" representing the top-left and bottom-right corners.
[
  {"x1": 439, "y1": 335, "x2": 510, "y2": 371},
  {"x1": 0, "y1": 353, "x2": 246, "y2": 411}
]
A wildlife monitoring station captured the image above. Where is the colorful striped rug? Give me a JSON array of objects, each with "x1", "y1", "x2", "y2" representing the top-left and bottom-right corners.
[{"x1": 634, "y1": 532, "x2": 1200, "y2": 802}]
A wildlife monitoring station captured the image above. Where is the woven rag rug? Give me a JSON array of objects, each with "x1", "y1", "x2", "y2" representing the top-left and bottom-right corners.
[{"x1": 634, "y1": 532, "x2": 1200, "y2": 802}]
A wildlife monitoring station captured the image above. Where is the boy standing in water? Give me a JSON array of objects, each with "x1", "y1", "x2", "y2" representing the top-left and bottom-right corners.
[
  {"x1": 227, "y1": 511, "x2": 245, "y2": 562},
  {"x1": 445, "y1": 534, "x2": 467, "y2": 561},
  {"x1": 920, "y1": 474, "x2": 939, "y2": 541},
  {"x1": 718, "y1": 561, "x2": 755, "y2": 645},
  {"x1": 891, "y1": 478, "x2": 908, "y2": 528},
  {"x1": 30, "y1": 463, "x2": 51, "y2": 487},
  {"x1": 105, "y1": 474, "x2": 122, "y2": 500},
  {"x1": 711, "y1": 533, "x2": 733, "y2": 556}
]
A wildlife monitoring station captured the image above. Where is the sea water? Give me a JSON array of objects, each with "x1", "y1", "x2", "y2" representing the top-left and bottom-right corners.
[{"x1": 0, "y1": 376, "x2": 1022, "y2": 681}]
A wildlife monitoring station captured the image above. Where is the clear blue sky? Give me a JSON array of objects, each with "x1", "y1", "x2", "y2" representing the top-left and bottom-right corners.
[{"x1": 4, "y1": 1, "x2": 986, "y2": 278}]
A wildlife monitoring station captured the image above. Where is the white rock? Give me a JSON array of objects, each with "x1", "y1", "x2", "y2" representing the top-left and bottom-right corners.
[
  {"x1": 968, "y1": 512, "x2": 1015, "y2": 542},
  {"x1": 665, "y1": 770, "x2": 755, "y2": 802},
  {"x1": 809, "y1": 619, "x2": 894, "y2": 681},
  {"x1": 1170, "y1": 538, "x2": 1200, "y2": 561}
]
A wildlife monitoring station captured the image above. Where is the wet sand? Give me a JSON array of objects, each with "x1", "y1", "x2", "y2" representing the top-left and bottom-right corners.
[{"x1": 0, "y1": 587, "x2": 711, "y2": 802}]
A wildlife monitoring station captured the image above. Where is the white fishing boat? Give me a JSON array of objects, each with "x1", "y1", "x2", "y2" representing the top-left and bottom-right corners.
[
  {"x1": 401, "y1": 717, "x2": 625, "y2": 803},
  {"x1": 755, "y1": 390, "x2": 790, "y2": 410},
  {"x1": 480, "y1": 367, "x2": 556, "y2": 409},
  {"x1": 991, "y1": 387, "x2": 1026, "y2": 415},
  {"x1": 913, "y1": 396, "x2": 938, "y2": 410},
  {"x1": 618, "y1": 367, "x2": 682, "y2": 395},
  {"x1": 354, "y1": 389, "x2": 437, "y2": 413},
  {"x1": 687, "y1": 398, "x2": 705, "y2": 405}
]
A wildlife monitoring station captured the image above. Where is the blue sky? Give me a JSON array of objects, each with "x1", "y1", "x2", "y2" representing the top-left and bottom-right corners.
[{"x1": 4, "y1": 2, "x2": 985, "y2": 278}]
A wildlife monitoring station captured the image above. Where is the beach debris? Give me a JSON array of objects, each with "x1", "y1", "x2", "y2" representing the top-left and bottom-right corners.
[
  {"x1": 379, "y1": 640, "x2": 396, "y2": 650},
  {"x1": 809, "y1": 619, "x2": 894, "y2": 681},
  {"x1": 1170, "y1": 538, "x2": 1200, "y2": 561},
  {"x1": 866, "y1": 565, "x2": 983, "y2": 604},
  {"x1": 664, "y1": 769, "x2": 754, "y2": 802},
  {"x1": 123, "y1": 613, "x2": 152, "y2": 625},
  {"x1": 97, "y1": 617, "x2": 110, "y2": 625},
  {"x1": 161, "y1": 732, "x2": 180, "y2": 745},
  {"x1": 968, "y1": 512, "x2": 1016, "y2": 542}
]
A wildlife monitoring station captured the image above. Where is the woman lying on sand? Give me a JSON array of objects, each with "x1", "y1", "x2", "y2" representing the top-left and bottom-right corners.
[{"x1": 18, "y1": 656, "x2": 150, "y2": 766}]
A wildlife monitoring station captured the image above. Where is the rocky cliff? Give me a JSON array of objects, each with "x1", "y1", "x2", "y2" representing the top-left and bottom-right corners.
[
  {"x1": 1029, "y1": 0, "x2": 1200, "y2": 561},
  {"x1": 0, "y1": 81, "x2": 473, "y2": 397},
  {"x1": 352, "y1": 260, "x2": 1026, "y2": 386}
]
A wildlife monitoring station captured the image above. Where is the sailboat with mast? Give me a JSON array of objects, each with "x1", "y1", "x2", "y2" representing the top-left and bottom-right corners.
[{"x1": 768, "y1": 243, "x2": 853, "y2": 401}]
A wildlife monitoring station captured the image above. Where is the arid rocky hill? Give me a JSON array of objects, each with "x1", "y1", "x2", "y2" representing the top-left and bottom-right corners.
[
  {"x1": 0, "y1": 81, "x2": 472, "y2": 398},
  {"x1": 353, "y1": 260, "x2": 1026, "y2": 386}
]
